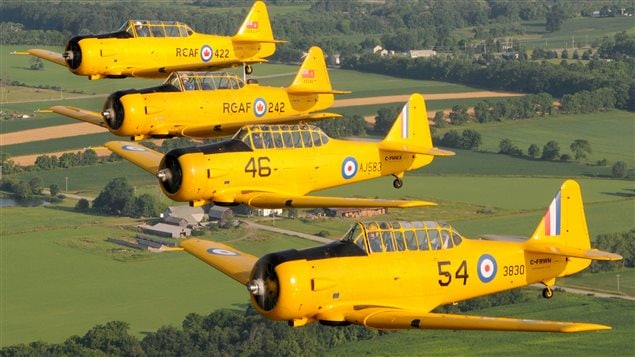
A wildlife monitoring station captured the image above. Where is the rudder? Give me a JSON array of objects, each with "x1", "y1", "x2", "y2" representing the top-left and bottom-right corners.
[
  {"x1": 378, "y1": 93, "x2": 454, "y2": 156},
  {"x1": 529, "y1": 180, "x2": 590, "y2": 251},
  {"x1": 287, "y1": 47, "x2": 348, "y2": 95}
]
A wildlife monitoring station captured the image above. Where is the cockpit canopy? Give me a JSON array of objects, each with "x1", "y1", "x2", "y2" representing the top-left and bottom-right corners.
[
  {"x1": 343, "y1": 221, "x2": 464, "y2": 254},
  {"x1": 165, "y1": 71, "x2": 245, "y2": 92},
  {"x1": 233, "y1": 124, "x2": 330, "y2": 150},
  {"x1": 121, "y1": 20, "x2": 194, "y2": 38}
]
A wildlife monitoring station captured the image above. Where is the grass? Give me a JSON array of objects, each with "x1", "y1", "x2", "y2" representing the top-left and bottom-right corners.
[
  {"x1": 0, "y1": 203, "x2": 317, "y2": 346},
  {"x1": 435, "y1": 111, "x2": 635, "y2": 167},
  {"x1": 328, "y1": 291, "x2": 635, "y2": 356},
  {"x1": 519, "y1": 16, "x2": 635, "y2": 49}
]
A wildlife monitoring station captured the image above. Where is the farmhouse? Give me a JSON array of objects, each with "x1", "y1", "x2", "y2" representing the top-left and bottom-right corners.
[
  {"x1": 324, "y1": 207, "x2": 386, "y2": 218},
  {"x1": 161, "y1": 205, "x2": 205, "y2": 226},
  {"x1": 141, "y1": 223, "x2": 191, "y2": 238}
]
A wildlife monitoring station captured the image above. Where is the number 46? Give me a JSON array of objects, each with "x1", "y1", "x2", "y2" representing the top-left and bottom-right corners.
[{"x1": 437, "y1": 260, "x2": 469, "y2": 286}]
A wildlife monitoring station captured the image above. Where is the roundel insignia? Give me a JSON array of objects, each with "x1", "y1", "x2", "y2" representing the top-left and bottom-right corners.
[
  {"x1": 341, "y1": 157, "x2": 358, "y2": 180},
  {"x1": 253, "y1": 98, "x2": 267, "y2": 117},
  {"x1": 200, "y1": 45, "x2": 213, "y2": 62},
  {"x1": 122, "y1": 145, "x2": 147, "y2": 152},
  {"x1": 477, "y1": 254, "x2": 497, "y2": 283},
  {"x1": 207, "y1": 248, "x2": 239, "y2": 256}
]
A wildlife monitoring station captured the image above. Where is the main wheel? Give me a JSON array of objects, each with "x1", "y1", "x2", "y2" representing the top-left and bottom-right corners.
[
  {"x1": 393, "y1": 178, "x2": 403, "y2": 189},
  {"x1": 245, "y1": 64, "x2": 253, "y2": 75},
  {"x1": 542, "y1": 287, "x2": 553, "y2": 299}
]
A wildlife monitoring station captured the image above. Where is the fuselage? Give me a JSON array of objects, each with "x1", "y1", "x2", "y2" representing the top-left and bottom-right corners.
[
  {"x1": 159, "y1": 124, "x2": 434, "y2": 204},
  {"x1": 248, "y1": 221, "x2": 591, "y2": 324},
  {"x1": 65, "y1": 20, "x2": 274, "y2": 79},
  {"x1": 106, "y1": 73, "x2": 335, "y2": 139}
]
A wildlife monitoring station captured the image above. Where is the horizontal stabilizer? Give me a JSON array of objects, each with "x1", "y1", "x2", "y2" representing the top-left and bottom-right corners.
[
  {"x1": 378, "y1": 142, "x2": 455, "y2": 156},
  {"x1": 14, "y1": 49, "x2": 67, "y2": 67},
  {"x1": 105, "y1": 141, "x2": 163, "y2": 175},
  {"x1": 286, "y1": 88, "x2": 351, "y2": 95},
  {"x1": 180, "y1": 112, "x2": 342, "y2": 138},
  {"x1": 348, "y1": 309, "x2": 611, "y2": 333},
  {"x1": 49, "y1": 106, "x2": 106, "y2": 127},
  {"x1": 525, "y1": 243, "x2": 623, "y2": 261},
  {"x1": 235, "y1": 192, "x2": 436, "y2": 209},
  {"x1": 180, "y1": 238, "x2": 257, "y2": 285}
]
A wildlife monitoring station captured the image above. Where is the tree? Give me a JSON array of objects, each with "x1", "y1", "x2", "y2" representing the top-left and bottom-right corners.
[
  {"x1": 541, "y1": 140, "x2": 560, "y2": 160},
  {"x1": 449, "y1": 105, "x2": 469, "y2": 125},
  {"x1": 498, "y1": 138, "x2": 521, "y2": 156},
  {"x1": 433, "y1": 111, "x2": 446, "y2": 128},
  {"x1": 124, "y1": 193, "x2": 161, "y2": 218},
  {"x1": 80, "y1": 321, "x2": 143, "y2": 356},
  {"x1": 527, "y1": 144, "x2": 541, "y2": 159},
  {"x1": 545, "y1": 4, "x2": 565, "y2": 32},
  {"x1": 569, "y1": 139, "x2": 592, "y2": 161},
  {"x1": 29, "y1": 177, "x2": 43, "y2": 195},
  {"x1": 75, "y1": 198, "x2": 90, "y2": 212},
  {"x1": 49, "y1": 183, "x2": 60, "y2": 196},
  {"x1": 92, "y1": 177, "x2": 134, "y2": 215},
  {"x1": 612, "y1": 161, "x2": 627, "y2": 178},
  {"x1": 373, "y1": 106, "x2": 399, "y2": 135},
  {"x1": 439, "y1": 130, "x2": 461, "y2": 148},
  {"x1": 460, "y1": 129, "x2": 481, "y2": 150}
]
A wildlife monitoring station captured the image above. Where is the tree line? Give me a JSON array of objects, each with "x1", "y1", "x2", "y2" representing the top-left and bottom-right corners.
[{"x1": 2, "y1": 0, "x2": 633, "y2": 54}]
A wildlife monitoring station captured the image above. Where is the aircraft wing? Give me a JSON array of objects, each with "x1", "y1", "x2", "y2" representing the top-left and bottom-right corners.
[
  {"x1": 235, "y1": 191, "x2": 436, "y2": 209},
  {"x1": 180, "y1": 112, "x2": 343, "y2": 138},
  {"x1": 346, "y1": 309, "x2": 611, "y2": 333},
  {"x1": 105, "y1": 141, "x2": 163, "y2": 174},
  {"x1": 49, "y1": 106, "x2": 106, "y2": 127},
  {"x1": 180, "y1": 238, "x2": 257, "y2": 285},
  {"x1": 13, "y1": 49, "x2": 67, "y2": 67},
  {"x1": 524, "y1": 243, "x2": 623, "y2": 261}
]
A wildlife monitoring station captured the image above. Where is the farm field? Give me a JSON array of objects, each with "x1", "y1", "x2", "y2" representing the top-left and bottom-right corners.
[
  {"x1": 0, "y1": 202, "x2": 317, "y2": 346},
  {"x1": 435, "y1": 111, "x2": 635, "y2": 167}
]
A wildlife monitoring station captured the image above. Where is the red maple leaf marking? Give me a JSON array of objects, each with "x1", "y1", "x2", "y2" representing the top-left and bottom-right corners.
[
  {"x1": 256, "y1": 102, "x2": 264, "y2": 111},
  {"x1": 203, "y1": 48, "x2": 211, "y2": 57}
]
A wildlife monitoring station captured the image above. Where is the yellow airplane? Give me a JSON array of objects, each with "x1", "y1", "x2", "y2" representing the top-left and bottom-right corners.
[
  {"x1": 179, "y1": 180, "x2": 623, "y2": 332},
  {"x1": 47, "y1": 47, "x2": 349, "y2": 141},
  {"x1": 14, "y1": 1, "x2": 282, "y2": 80},
  {"x1": 106, "y1": 93, "x2": 454, "y2": 208}
]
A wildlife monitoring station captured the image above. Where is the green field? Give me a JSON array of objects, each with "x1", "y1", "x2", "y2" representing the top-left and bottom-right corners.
[
  {"x1": 329, "y1": 292, "x2": 635, "y2": 356},
  {"x1": 436, "y1": 111, "x2": 635, "y2": 167},
  {"x1": 0, "y1": 202, "x2": 317, "y2": 346},
  {"x1": 518, "y1": 16, "x2": 635, "y2": 49}
]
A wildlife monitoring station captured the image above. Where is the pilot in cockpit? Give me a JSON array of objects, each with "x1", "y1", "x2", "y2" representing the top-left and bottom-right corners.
[{"x1": 135, "y1": 21, "x2": 150, "y2": 37}]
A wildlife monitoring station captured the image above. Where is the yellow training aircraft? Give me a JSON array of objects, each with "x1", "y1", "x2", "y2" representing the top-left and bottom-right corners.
[
  {"x1": 14, "y1": 1, "x2": 282, "y2": 80},
  {"x1": 180, "y1": 180, "x2": 622, "y2": 332},
  {"x1": 47, "y1": 46, "x2": 348, "y2": 141},
  {"x1": 106, "y1": 93, "x2": 454, "y2": 208}
]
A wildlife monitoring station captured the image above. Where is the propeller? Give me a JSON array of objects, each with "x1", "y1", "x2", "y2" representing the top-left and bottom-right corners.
[
  {"x1": 102, "y1": 93, "x2": 126, "y2": 130},
  {"x1": 63, "y1": 38, "x2": 82, "y2": 69},
  {"x1": 248, "y1": 255, "x2": 280, "y2": 311},
  {"x1": 158, "y1": 153, "x2": 183, "y2": 195}
]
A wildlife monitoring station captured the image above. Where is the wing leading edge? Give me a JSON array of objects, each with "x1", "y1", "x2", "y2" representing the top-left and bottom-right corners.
[
  {"x1": 235, "y1": 192, "x2": 436, "y2": 209},
  {"x1": 180, "y1": 238, "x2": 257, "y2": 285},
  {"x1": 105, "y1": 141, "x2": 163, "y2": 174},
  {"x1": 347, "y1": 309, "x2": 611, "y2": 333}
]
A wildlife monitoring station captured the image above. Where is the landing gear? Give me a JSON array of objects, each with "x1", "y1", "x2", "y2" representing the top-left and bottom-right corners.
[
  {"x1": 245, "y1": 64, "x2": 253, "y2": 75},
  {"x1": 542, "y1": 287, "x2": 553, "y2": 299},
  {"x1": 393, "y1": 177, "x2": 403, "y2": 189}
]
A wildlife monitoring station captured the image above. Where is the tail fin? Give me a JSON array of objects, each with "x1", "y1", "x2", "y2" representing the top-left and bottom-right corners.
[
  {"x1": 232, "y1": 1, "x2": 281, "y2": 44},
  {"x1": 286, "y1": 46, "x2": 350, "y2": 95},
  {"x1": 378, "y1": 93, "x2": 455, "y2": 156},
  {"x1": 525, "y1": 180, "x2": 622, "y2": 270}
]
